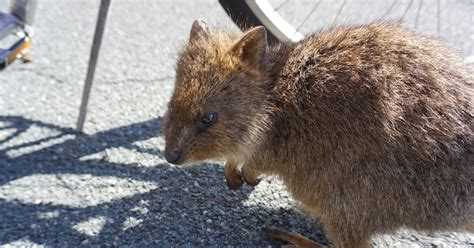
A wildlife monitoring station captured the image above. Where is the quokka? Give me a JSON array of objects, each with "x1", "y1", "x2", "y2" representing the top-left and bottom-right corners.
[{"x1": 162, "y1": 20, "x2": 473, "y2": 247}]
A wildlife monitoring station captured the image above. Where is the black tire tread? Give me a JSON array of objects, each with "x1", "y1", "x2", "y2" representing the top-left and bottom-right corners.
[{"x1": 218, "y1": 0, "x2": 280, "y2": 43}]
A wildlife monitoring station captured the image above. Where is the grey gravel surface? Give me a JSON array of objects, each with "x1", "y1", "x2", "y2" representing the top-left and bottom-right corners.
[{"x1": 0, "y1": 0, "x2": 473, "y2": 247}]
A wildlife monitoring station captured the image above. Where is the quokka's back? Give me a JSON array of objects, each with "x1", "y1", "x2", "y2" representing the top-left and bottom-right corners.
[{"x1": 269, "y1": 23, "x2": 473, "y2": 170}]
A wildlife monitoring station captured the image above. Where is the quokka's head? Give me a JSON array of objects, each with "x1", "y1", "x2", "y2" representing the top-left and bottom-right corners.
[{"x1": 162, "y1": 20, "x2": 272, "y2": 165}]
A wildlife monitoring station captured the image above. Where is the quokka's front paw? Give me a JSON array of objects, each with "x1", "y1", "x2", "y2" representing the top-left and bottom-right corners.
[
  {"x1": 224, "y1": 162, "x2": 262, "y2": 190},
  {"x1": 224, "y1": 163, "x2": 244, "y2": 190},
  {"x1": 240, "y1": 165, "x2": 261, "y2": 186}
]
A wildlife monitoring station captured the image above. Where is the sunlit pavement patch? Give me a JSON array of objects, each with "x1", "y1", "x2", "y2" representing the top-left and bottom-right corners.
[
  {"x1": 72, "y1": 216, "x2": 107, "y2": 237},
  {"x1": 464, "y1": 55, "x2": 474, "y2": 64},
  {"x1": 122, "y1": 216, "x2": 143, "y2": 231},
  {"x1": 79, "y1": 137, "x2": 166, "y2": 167},
  {"x1": 0, "y1": 123, "x2": 76, "y2": 159},
  {"x1": 0, "y1": 174, "x2": 158, "y2": 208},
  {"x1": 0, "y1": 238, "x2": 45, "y2": 248},
  {"x1": 36, "y1": 210, "x2": 60, "y2": 219}
]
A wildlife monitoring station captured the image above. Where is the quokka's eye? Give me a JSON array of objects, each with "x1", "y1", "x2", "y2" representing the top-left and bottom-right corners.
[{"x1": 201, "y1": 112, "x2": 217, "y2": 126}]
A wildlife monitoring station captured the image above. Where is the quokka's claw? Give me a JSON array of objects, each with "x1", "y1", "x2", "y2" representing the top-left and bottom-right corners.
[
  {"x1": 224, "y1": 162, "x2": 262, "y2": 189},
  {"x1": 242, "y1": 175, "x2": 261, "y2": 186},
  {"x1": 241, "y1": 166, "x2": 262, "y2": 186},
  {"x1": 226, "y1": 174, "x2": 244, "y2": 190},
  {"x1": 224, "y1": 163, "x2": 244, "y2": 190}
]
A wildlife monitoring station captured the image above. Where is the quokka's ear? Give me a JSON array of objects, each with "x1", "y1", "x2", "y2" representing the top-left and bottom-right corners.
[
  {"x1": 229, "y1": 26, "x2": 267, "y2": 65},
  {"x1": 189, "y1": 19, "x2": 209, "y2": 42}
]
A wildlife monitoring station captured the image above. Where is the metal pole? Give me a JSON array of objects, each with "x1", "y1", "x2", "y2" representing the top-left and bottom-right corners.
[
  {"x1": 76, "y1": 0, "x2": 111, "y2": 132},
  {"x1": 9, "y1": 0, "x2": 37, "y2": 26}
]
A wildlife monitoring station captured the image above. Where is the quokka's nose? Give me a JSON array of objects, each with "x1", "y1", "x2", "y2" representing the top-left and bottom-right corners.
[{"x1": 165, "y1": 150, "x2": 182, "y2": 164}]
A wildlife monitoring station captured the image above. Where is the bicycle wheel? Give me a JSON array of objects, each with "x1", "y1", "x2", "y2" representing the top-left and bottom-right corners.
[
  {"x1": 219, "y1": 0, "x2": 304, "y2": 43},
  {"x1": 219, "y1": 0, "x2": 473, "y2": 60}
]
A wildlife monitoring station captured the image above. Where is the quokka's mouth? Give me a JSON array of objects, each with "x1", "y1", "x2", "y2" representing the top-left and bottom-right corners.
[
  {"x1": 164, "y1": 149, "x2": 185, "y2": 165},
  {"x1": 165, "y1": 149, "x2": 197, "y2": 165}
]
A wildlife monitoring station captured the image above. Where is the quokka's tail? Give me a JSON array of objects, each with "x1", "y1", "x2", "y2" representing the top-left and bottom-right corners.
[{"x1": 263, "y1": 227, "x2": 326, "y2": 248}]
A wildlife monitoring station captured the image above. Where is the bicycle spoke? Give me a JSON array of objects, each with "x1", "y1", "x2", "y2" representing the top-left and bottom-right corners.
[
  {"x1": 414, "y1": 0, "x2": 423, "y2": 28},
  {"x1": 382, "y1": 0, "x2": 398, "y2": 19},
  {"x1": 331, "y1": 0, "x2": 347, "y2": 26},
  {"x1": 274, "y1": 0, "x2": 289, "y2": 11},
  {"x1": 296, "y1": 0, "x2": 322, "y2": 31},
  {"x1": 437, "y1": 0, "x2": 441, "y2": 35},
  {"x1": 400, "y1": 0, "x2": 414, "y2": 23}
]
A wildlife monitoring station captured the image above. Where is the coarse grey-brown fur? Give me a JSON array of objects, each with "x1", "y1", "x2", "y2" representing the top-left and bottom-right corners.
[{"x1": 162, "y1": 21, "x2": 473, "y2": 247}]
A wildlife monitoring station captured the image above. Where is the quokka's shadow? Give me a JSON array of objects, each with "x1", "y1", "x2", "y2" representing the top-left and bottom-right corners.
[{"x1": 0, "y1": 115, "x2": 327, "y2": 247}]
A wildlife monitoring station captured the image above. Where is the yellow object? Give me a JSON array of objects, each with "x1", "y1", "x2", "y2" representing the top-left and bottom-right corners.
[
  {"x1": 7, "y1": 36, "x2": 31, "y2": 64},
  {"x1": 21, "y1": 53, "x2": 32, "y2": 63}
]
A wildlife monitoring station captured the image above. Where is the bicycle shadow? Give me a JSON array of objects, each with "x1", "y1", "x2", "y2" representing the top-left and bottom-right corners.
[{"x1": 0, "y1": 115, "x2": 327, "y2": 246}]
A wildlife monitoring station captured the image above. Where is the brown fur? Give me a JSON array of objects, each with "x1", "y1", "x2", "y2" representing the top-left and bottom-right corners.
[{"x1": 162, "y1": 20, "x2": 474, "y2": 247}]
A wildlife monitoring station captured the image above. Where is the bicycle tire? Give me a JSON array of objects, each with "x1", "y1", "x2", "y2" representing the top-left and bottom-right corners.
[{"x1": 218, "y1": 0, "x2": 279, "y2": 44}]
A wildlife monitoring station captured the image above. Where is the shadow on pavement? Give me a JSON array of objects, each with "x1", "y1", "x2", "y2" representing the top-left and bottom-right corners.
[{"x1": 0, "y1": 115, "x2": 326, "y2": 246}]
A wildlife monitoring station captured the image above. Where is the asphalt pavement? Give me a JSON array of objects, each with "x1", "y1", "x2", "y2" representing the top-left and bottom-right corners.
[{"x1": 0, "y1": 0, "x2": 473, "y2": 247}]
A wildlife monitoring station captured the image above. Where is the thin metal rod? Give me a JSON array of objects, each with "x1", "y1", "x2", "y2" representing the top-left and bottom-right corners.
[
  {"x1": 382, "y1": 0, "x2": 398, "y2": 19},
  {"x1": 296, "y1": 0, "x2": 322, "y2": 31},
  {"x1": 274, "y1": 0, "x2": 289, "y2": 11},
  {"x1": 9, "y1": 0, "x2": 37, "y2": 25},
  {"x1": 400, "y1": 0, "x2": 414, "y2": 23},
  {"x1": 414, "y1": 0, "x2": 423, "y2": 29},
  {"x1": 437, "y1": 0, "x2": 441, "y2": 36},
  {"x1": 331, "y1": 0, "x2": 347, "y2": 26},
  {"x1": 76, "y1": 0, "x2": 111, "y2": 132}
]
